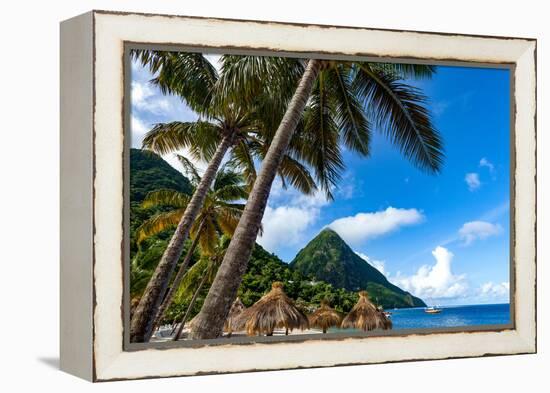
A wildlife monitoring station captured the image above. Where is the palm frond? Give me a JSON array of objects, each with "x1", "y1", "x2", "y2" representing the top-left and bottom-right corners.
[
  {"x1": 226, "y1": 140, "x2": 257, "y2": 190},
  {"x1": 214, "y1": 56, "x2": 304, "y2": 108},
  {"x1": 136, "y1": 209, "x2": 185, "y2": 244},
  {"x1": 215, "y1": 205, "x2": 244, "y2": 236},
  {"x1": 176, "y1": 154, "x2": 201, "y2": 184},
  {"x1": 330, "y1": 64, "x2": 371, "y2": 156},
  {"x1": 141, "y1": 189, "x2": 190, "y2": 209},
  {"x1": 198, "y1": 217, "x2": 218, "y2": 256},
  {"x1": 277, "y1": 154, "x2": 318, "y2": 195},
  {"x1": 131, "y1": 50, "x2": 218, "y2": 113},
  {"x1": 213, "y1": 168, "x2": 245, "y2": 190},
  {"x1": 213, "y1": 184, "x2": 249, "y2": 202},
  {"x1": 174, "y1": 258, "x2": 209, "y2": 302},
  {"x1": 142, "y1": 121, "x2": 221, "y2": 158},
  {"x1": 368, "y1": 62, "x2": 436, "y2": 80},
  {"x1": 353, "y1": 64, "x2": 444, "y2": 173},
  {"x1": 299, "y1": 71, "x2": 345, "y2": 199}
]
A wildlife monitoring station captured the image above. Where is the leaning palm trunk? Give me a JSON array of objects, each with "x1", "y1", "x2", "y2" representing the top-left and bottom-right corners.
[
  {"x1": 150, "y1": 221, "x2": 204, "y2": 335},
  {"x1": 173, "y1": 271, "x2": 209, "y2": 341},
  {"x1": 130, "y1": 133, "x2": 234, "y2": 342},
  {"x1": 190, "y1": 59, "x2": 322, "y2": 339}
]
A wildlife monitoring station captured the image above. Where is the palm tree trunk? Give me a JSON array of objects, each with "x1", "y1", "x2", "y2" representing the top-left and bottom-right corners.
[
  {"x1": 148, "y1": 220, "x2": 204, "y2": 338},
  {"x1": 173, "y1": 271, "x2": 209, "y2": 341},
  {"x1": 190, "y1": 59, "x2": 322, "y2": 340},
  {"x1": 130, "y1": 133, "x2": 234, "y2": 342}
]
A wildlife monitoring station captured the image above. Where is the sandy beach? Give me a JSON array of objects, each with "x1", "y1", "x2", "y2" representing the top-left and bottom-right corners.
[{"x1": 151, "y1": 326, "x2": 324, "y2": 342}]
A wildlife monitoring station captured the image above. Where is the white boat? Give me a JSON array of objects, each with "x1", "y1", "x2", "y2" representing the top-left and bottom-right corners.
[{"x1": 424, "y1": 306, "x2": 442, "y2": 314}]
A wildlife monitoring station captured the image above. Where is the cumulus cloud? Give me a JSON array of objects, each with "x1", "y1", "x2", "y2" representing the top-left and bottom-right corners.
[
  {"x1": 465, "y1": 172, "x2": 481, "y2": 191},
  {"x1": 392, "y1": 246, "x2": 468, "y2": 300},
  {"x1": 479, "y1": 157, "x2": 495, "y2": 173},
  {"x1": 479, "y1": 281, "x2": 510, "y2": 299},
  {"x1": 459, "y1": 221, "x2": 502, "y2": 245},
  {"x1": 355, "y1": 252, "x2": 387, "y2": 276},
  {"x1": 131, "y1": 81, "x2": 172, "y2": 115},
  {"x1": 131, "y1": 115, "x2": 149, "y2": 147},
  {"x1": 257, "y1": 205, "x2": 318, "y2": 251},
  {"x1": 327, "y1": 207, "x2": 424, "y2": 246},
  {"x1": 258, "y1": 184, "x2": 329, "y2": 253}
]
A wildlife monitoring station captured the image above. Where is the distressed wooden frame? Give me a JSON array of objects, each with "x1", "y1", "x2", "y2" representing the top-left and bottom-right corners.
[{"x1": 60, "y1": 10, "x2": 537, "y2": 382}]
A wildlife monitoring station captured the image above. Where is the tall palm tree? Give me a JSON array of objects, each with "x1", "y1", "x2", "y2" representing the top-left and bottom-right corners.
[
  {"x1": 190, "y1": 58, "x2": 444, "y2": 340},
  {"x1": 172, "y1": 235, "x2": 231, "y2": 341},
  {"x1": 136, "y1": 162, "x2": 248, "y2": 340},
  {"x1": 129, "y1": 51, "x2": 316, "y2": 342}
]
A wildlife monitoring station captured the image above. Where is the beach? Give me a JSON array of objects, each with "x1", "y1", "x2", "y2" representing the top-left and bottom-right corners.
[{"x1": 151, "y1": 303, "x2": 510, "y2": 342}]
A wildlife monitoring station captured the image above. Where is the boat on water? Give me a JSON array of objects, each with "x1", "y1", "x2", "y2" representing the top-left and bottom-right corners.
[{"x1": 424, "y1": 306, "x2": 442, "y2": 314}]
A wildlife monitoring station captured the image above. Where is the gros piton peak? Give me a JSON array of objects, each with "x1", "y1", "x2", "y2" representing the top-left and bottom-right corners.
[{"x1": 290, "y1": 228, "x2": 426, "y2": 308}]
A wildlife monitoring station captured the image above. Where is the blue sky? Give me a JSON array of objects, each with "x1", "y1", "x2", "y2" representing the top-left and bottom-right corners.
[{"x1": 131, "y1": 57, "x2": 511, "y2": 306}]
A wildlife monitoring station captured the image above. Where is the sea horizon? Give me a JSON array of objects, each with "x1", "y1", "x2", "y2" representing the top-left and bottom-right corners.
[{"x1": 383, "y1": 303, "x2": 510, "y2": 330}]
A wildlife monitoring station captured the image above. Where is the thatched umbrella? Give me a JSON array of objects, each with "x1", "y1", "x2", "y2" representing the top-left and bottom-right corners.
[
  {"x1": 341, "y1": 291, "x2": 392, "y2": 331},
  {"x1": 223, "y1": 297, "x2": 246, "y2": 336},
  {"x1": 309, "y1": 299, "x2": 343, "y2": 333},
  {"x1": 240, "y1": 282, "x2": 309, "y2": 336}
]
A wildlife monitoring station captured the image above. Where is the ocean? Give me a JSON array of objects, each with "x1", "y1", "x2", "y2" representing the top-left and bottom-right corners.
[
  {"x1": 387, "y1": 303, "x2": 510, "y2": 330},
  {"x1": 327, "y1": 303, "x2": 511, "y2": 333}
]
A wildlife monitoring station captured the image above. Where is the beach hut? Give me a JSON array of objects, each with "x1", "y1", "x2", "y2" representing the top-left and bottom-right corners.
[
  {"x1": 341, "y1": 291, "x2": 393, "y2": 331},
  {"x1": 240, "y1": 282, "x2": 309, "y2": 336},
  {"x1": 308, "y1": 299, "x2": 343, "y2": 333},
  {"x1": 223, "y1": 297, "x2": 246, "y2": 337}
]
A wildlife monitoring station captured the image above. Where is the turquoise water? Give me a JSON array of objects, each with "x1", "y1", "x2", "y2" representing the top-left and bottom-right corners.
[
  {"x1": 329, "y1": 303, "x2": 510, "y2": 332},
  {"x1": 387, "y1": 303, "x2": 510, "y2": 330}
]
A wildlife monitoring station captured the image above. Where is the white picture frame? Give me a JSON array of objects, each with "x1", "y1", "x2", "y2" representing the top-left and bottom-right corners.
[{"x1": 60, "y1": 10, "x2": 536, "y2": 381}]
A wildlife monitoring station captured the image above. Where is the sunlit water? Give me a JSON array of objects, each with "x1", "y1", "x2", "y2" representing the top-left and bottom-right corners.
[{"x1": 329, "y1": 303, "x2": 510, "y2": 332}]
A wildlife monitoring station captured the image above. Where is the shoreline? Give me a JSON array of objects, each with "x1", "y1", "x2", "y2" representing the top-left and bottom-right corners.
[{"x1": 152, "y1": 327, "x2": 325, "y2": 342}]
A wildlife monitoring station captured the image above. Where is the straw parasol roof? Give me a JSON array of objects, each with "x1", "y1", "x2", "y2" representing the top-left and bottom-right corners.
[
  {"x1": 341, "y1": 291, "x2": 392, "y2": 331},
  {"x1": 223, "y1": 297, "x2": 246, "y2": 336},
  {"x1": 238, "y1": 282, "x2": 309, "y2": 336},
  {"x1": 308, "y1": 299, "x2": 343, "y2": 333}
]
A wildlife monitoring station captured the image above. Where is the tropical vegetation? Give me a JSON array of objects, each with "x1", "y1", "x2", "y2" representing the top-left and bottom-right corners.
[
  {"x1": 129, "y1": 50, "x2": 444, "y2": 342},
  {"x1": 191, "y1": 56, "x2": 443, "y2": 339}
]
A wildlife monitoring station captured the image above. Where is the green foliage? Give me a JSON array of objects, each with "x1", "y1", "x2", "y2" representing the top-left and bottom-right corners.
[
  {"x1": 290, "y1": 229, "x2": 426, "y2": 308},
  {"x1": 129, "y1": 148, "x2": 196, "y2": 297},
  {"x1": 237, "y1": 244, "x2": 360, "y2": 313},
  {"x1": 130, "y1": 149, "x2": 192, "y2": 203}
]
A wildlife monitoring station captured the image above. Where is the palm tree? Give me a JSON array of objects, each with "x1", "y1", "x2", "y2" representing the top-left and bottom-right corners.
[
  {"x1": 129, "y1": 51, "x2": 317, "y2": 342},
  {"x1": 172, "y1": 235, "x2": 231, "y2": 341},
  {"x1": 136, "y1": 162, "x2": 248, "y2": 340},
  {"x1": 190, "y1": 58, "x2": 444, "y2": 340}
]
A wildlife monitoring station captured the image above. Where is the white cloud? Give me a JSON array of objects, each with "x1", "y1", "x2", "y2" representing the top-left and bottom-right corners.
[
  {"x1": 257, "y1": 205, "x2": 318, "y2": 251},
  {"x1": 258, "y1": 183, "x2": 329, "y2": 253},
  {"x1": 327, "y1": 207, "x2": 424, "y2": 246},
  {"x1": 479, "y1": 157, "x2": 495, "y2": 173},
  {"x1": 479, "y1": 281, "x2": 509, "y2": 298},
  {"x1": 392, "y1": 246, "x2": 468, "y2": 300},
  {"x1": 131, "y1": 115, "x2": 149, "y2": 147},
  {"x1": 356, "y1": 252, "x2": 387, "y2": 276},
  {"x1": 465, "y1": 172, "x2": 481, "y2": 191},
  {"x1": 458, "y1": 221, "x2": 502, "y2": 245},
  {"x1": 131, "y1": 81, "x2": 172, "y2": 115}
]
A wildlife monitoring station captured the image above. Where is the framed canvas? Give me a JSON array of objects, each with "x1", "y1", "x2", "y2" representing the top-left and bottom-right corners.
[{"x1": 60, "y1": 10, "x2": 537, "y2": 382}]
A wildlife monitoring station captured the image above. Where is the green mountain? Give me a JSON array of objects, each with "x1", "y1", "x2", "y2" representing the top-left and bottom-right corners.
[
  {"x1": 130, "y1": 148, "x2": 192, "y2": 202},
  {"x1": 290, "y1": 228, "x2": 426, "y2": 308},
  {"x1": 238, "y1": 244, "x2": 360, "y2": 312}
]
